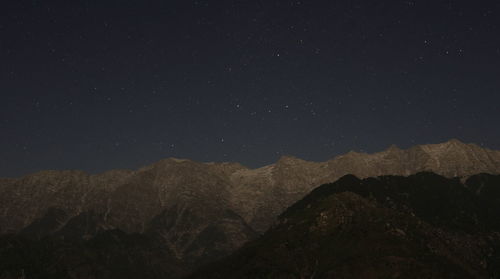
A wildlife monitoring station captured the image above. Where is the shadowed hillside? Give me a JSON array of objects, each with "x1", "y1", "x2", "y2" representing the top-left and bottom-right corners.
[{"x1": 188, "y1": 173, "x2": 500, "y2": 279}]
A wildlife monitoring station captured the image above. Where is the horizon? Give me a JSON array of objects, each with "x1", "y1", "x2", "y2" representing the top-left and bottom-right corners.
[{"x1": 3, "y1": 137, "x2": 494, "y2": 178}]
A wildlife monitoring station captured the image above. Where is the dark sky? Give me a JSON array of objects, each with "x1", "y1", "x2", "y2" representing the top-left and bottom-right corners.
[{"x1": 1, "y1": 0, "x2": 500, "y2": 176}]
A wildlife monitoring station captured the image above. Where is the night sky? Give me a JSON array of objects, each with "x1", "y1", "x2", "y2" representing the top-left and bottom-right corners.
[{"x1": 1, "y1": 1, "x2": 500, "y2": 177}]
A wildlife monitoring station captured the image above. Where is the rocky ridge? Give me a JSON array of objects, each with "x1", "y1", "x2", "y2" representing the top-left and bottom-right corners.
[{"x1": 0, "y1": 139, "x2": 499, "y2": 277}]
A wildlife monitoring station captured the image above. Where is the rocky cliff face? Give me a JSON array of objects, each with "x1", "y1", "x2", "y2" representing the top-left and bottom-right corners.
[{"x1": 0, "y1": 139, "x2": 499, "y2": 277}]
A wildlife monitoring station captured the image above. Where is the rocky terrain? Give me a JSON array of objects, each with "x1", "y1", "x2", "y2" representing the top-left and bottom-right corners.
[
  {"x1": 0, "y1": 139, "x2": 499, "y2": 278},
  {"x1": 228, "y1": 139, "x2": 500, "y2": 232},
  {"x1": 189, "y1": 173, "x2": 500, "y2": 279}
]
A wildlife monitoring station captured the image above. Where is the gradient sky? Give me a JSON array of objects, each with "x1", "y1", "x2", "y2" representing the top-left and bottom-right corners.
[{"x1": 1, "y1": 0, "x2": 500, "y2": 176}]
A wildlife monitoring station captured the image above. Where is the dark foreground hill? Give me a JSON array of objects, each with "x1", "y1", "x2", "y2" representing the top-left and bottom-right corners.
[
  {"x1": 0, "y1": 230, "x2": 187, "y2": 279},
  {"x1": 188, "y1": 172, "x2": 500, "y2": 279}
]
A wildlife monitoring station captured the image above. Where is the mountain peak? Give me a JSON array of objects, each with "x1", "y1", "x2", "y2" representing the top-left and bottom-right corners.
[
  {"x1": 342, "y1": 150, "x2": 366, "y2": 157},
  {"x1": 417, "y1": 139, "x2": 470, "y2": 155},
  {"x1": 165, "y1": 157, "x2": 191, "y2": 163},
  {"x1": 386, "y1": 144, "x2": 401, "y2": 152},
  {"x1": 445, "y1": 138, "x2": 467, "y2": 146},
  {"x1": 277, "y1": 155, "x2": 305, "y2": 164}
]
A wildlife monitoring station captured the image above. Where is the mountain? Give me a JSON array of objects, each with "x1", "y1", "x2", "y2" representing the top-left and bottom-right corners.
[
  {"x1": 0, "y1": 139, "x2": 499, "y2": 278},
  {"x1": 188, "y1": 172, "x2": 500, "y2": 279},
  {"x1": 228, "y1": 139, "x2": 500, "y2": 232},
  {"x1": 0, "y1": 160, "x2": 257, "y2": 272}
]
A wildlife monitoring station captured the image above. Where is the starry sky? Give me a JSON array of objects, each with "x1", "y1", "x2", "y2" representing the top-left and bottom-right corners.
[{"x1": 1, "y1": 0, "x2": 500, "y2": 176}]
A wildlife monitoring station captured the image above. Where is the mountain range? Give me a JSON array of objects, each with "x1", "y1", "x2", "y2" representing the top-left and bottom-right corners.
[{"x1": 1, "y1": 139, "x2": 499, "y2": 278}]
